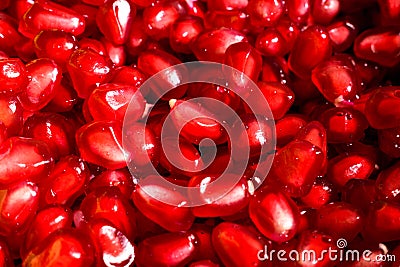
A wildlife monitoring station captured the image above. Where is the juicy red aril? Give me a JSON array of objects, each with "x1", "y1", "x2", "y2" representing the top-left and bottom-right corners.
[
  {"x1": 249, "y1": 185, "x2": 299, "y2": 243},
  {"x1": 96, "y1": 0, "x2": 136, "y2": 45},
  {"x1": 19, "y1": 58, "x2": 62, "y2": 111},
  {"x1": 258, "y1": 81, "x2": 295, "y2": 120},
  {"x1": 300, "y1": 177, "x2": 336, "y2": 209},
  {"x1": 288, "y1": 25, "x2": 332, "y2": 79},
  {"x1": 287, "y1": 0, "x2": 310, "y2": 24},
  {"x1": 275, "y1": 114, "x2": 308, "y2": 146},
  {"x1": 312, "y1": 54, "x2": 361, "y2": 104},
  {"x1": 33, "y1": 30, "x2": 77, "y2": 71},
  {"x1": 327, "y1": 17, "x2": 359, "y2": 52},
  {"x1": 110, "y1": 66, "x2": 147, "y2": 89},
  {"x1": 87, "y1": 83, "x2": 145, "y2": 123},
  {"x1": 212, "y1": 222, "x2": 267, "y2": 267},
  {"x1": 342, "y1": 179, "x2": 377, "y2": 214},
  {"x1": 379, "y1": 127, "x2": 400, "y2": 158},
  {"x1": 23, "y1": 112, "x2": 76, "y2": 159},
  {"x1": 311, "y1": 0, "x2": 340, "y2": 25},
  {"x1": 136, "y1": 232, "x2": 198, "y2": 267},
  {"x1": 204, "y1": 10, "x2": 248, "y2": 32},
  {"x1": 170, "y1": 15, "x2": 204, "y2": 54},
  {"x1": 375, "y1": 161, "x2": 400, "y2": 203},
  {"x1": 19, "y1": 1, "x2": 86, "y2": 38},
  {"x1": 0, "y1": 137, "x2": 54, "y2": 187},
  {"x1": 67, "y1": 48, "x2": 113, "y2": 99},
  {"x1": 271, "y1": 140, "x2": 324, "y2": 197},
  {"x1": 0, "y1": 58, "x2": 28, "y2": 94},
  {"x1": 131, "y1": 178, "x2": 195, "y2": 232},
  {"x1": 102, "y1": 38, "x2": 126, "y2": 66},
  {"x1": 255, "y1": 28, "x2": 289, "y2": 57},
  {"x1": 0, "y1": 94, "x2": 23, "y2": 136},
  {"x1": 39, "y1": 155, "x2": 90, "y2": 207},
  {"x1": 88, "y1": 168, "x2": 134, "y2": 199},
  {"x1": 80, "y1": 187, "x2": 137, "y2": 241},
  {"x1": 246, "y1": 0, "x2": 284, "y2": 27},
  {"x1": 354, "y1": 27, "x2": 400, "y2": 67},
  {"x1": 22, "y1": 205, "x2": 72, "y2": 258},
  {"x1": 75, "y1": 120, "x2": 126, "y2": 170},
  {"x1": 191, "y1": 28, "x2": 248, "y2": 63}
]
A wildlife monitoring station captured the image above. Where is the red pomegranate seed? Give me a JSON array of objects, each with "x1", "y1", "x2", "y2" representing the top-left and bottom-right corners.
[
  {"x1": 96, "y1": 0, "x2": 136, "y2": 45},
  {"x1": 0, "y1": 181, "x2": 39, "y2": 236},
  {"x1": 75, "y1": 120, "x2": 126, "y2": 170},
  {"x1": 354, "y1": 59, "x2": 384, "y2": 89},
  {"x1": 255, "y1": 28, "x2": 289, "y2": 57},
  {"x1": 23, "y1": 205, "x2": 72, "y2": 258},
  {"x1": 212, "y1": 222, "x2": 267, "y2": 267},
  {"x1": 22, "y1": 229, "x2": 95, "y2": 267},
  {"x1": 246, "y1": 0, "x2": 284, "y2": 27},
  {"x1": 19, "y1": 58, "x2": 62, "y2": 111},
  {"x1": 124, "y1": 122, "x2": 160, "y2": 172},
  {"x1": 87, "y1": 83, "x2": 145, "y2": 123},
  {"x1": 258, "y1": 82, "x2": 294, "y2": 120},
  {"x1": 126, "y1": 16, "x2": 148, "y2": 57},
  {"x1": 170, "y1": 15, "x2": 204, "y2": 54},
  {"x1": 276, "y1": 114, "x2": 308, "y2": 146},
  {"x1": 23, "y1": 112, "x2": 76, "y2": 160},
  {"x1": 88, "y1": 168, "x2": 134, "y2": 199},
  {"x1": 204, "y1": 10, "x2": 248, "y2": 32},
  {"x1": 327, "y1": 17, "x2": 359, "y2": 52},
  {"x1": 300, "y1": 177, "x2": 336, "y2": 209},
  {"x1": 67, "y1": 48, "x2": 113, "y2": 99},
  {"x1": 40, "y1": 155, "x2": 90, "y2": 207},
  {"x1": 18, "y1": 1, "x2": 86, "y2": 38},
  {"x1": 80, "y1": 187, "x2": 137, "y2": 241},
  {"x1": 0, "y1": 94, "x2": 23, "y2": 136},
  {"x1": 101, "y1": 37, "x2": 127, "y2": 67},
  {"x1": 189, "y1": 174, "x2": 250, "y2": 217},
  {"x1": 363, "y1": 201, "x2": 400, "y2": 242},
  {"x1": 327, "y1": 153, "x2": 376, "y2": 188},
  {"x1": 0, "y1": 58, "x2": 28, "y2": 94},
  {"x1": 364, "y1": 86, "x2": 400, "y2": 129},
  {"x1": 77, "y1": 38, "x2": 106, "y2": 56},
  {"x1": 343, "y1": 179, "x2": 377, "y2": 214},
  {"x1": 316, "y1": 202, "x2": 363, "y2": 242},
  {"x1": 288, "y1": 25, "x2": 332, "y2": 79},
  {"x1": 136, "y1": 232, "x2": 198, "y2": 267},
  {"x1": 319, "y1": 107, "x2": 369, "y2": 143},
  {"x1": 271, "y1": 140, "x2": 324, "y2": 197},
  {"x1": 86, "y1": 218, "x2": 136, "y2": 266},
  {"x1": 354, "y1": 27, "x2": 400, "y2": 67},
  {"x1": 375, "y1": 161, "x2": 400, "y2": 203},
  {"x1": 191, "y1": 28, "x2": 248, "y2": 63},
  {"x1": 142, "y1": 0, "x2": 185, "y2": 40},
  {"x1": 33, "y1": 30, "x2": 77, "y2": 71},
  {"x1": 378, "y1": 127, "x2": 400, "y2": 158},
  {"x1": 312, "y1": 54, "x2": 361, "y2": 104},
  {"x1": 0, "y1": 137, "x2": 54, "y2": 187},
  {"x1": 131, "y1": 178, "x2": 195, "y2": 232},
  {"x1": 110, "y1": 66, "x2": 147, "y2": 89},
  {"x1": 249, "y1": 185, "x2": 299, "y2": 243},
  {"x1": 311, "y1": 0, "x2": 340, "y2": 25},
  {"x1": 286, "y1": 0, "x2": 311, "y2": 24},
  {"x1": 378, "y1": 0, "x2": 400, "y2": 26},
  {"x1": 0, "y1": 12, "x2": 23, "y2": 57},
  {"x1": 44, "y1": 79, "x2": 78, "y2": 112},
  {"x1": 190, "y1": 224, "x2": 219, "y2": 263}
]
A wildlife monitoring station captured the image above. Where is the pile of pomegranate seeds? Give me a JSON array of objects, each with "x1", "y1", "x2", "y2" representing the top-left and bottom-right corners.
[{"x1": 0, "y1": 0, "x2": 399, "y2": 266}]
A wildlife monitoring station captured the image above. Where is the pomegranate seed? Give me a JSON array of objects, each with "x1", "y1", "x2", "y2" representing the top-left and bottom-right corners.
[
  {"x1": 77, "y1": 38, "x2": 106, "y2": 56},
  {"x1": 126, "y1": 16, "x2": 148, "y2": 57},
  {"x1": 319, "y1": 107, "x2": 369, "y2": 143},
  {"x1": 101, "y1": 37, "x2": 127, "y2": 67},
  {"x1": 22, "y1": 229, "x2": 95, "y2": 266},
  {"x1": 18, "y1": 1, "x2": 86, "y2": 38},
  {"x1": 0, "y1": 58, "x2": 28, "y2": 94},
  {"x1": 189, "y1": 174, "x2": 250, "y2": 217},
  {"x1": 44, "y1": 79, "x2": 78, "y2": 112},
  {"x1": 191, "y1": 28, "x2": 248, "y2": 63},
  {"x1": 327, "y1": 17, "x2": 359, "y2": 52},
  {"x1": 96, "y1": 0, "x2": 136, "y2": 45},
  {"x1": 110, "y1": 66, "x2": 147, "y2": 89},
  {"x1": 87, "y1": 83, "x2": 145, "y2": 123},
  {"x1": 0, "y1": 137, "x2": 54, "y2": 187},
  {"x1": 23, "y1": 205, "x2": 72, "y2": 258},
  {"x1": 170, "y1": 15, "x2": 204, "y2": 54},
  {"x1": 364, "y1": 86, "x2": 400, "y2": 129},
  {"x1": 249, "y1": 185, "x2": 299, "y2": 243},
  {"x1": 246, "y1": 0, "x2": 284, "y2": 27},
  {"x1": 190, "y1": 224, "x2": 219, "y2": 263},
  {"x1": 311, "y1": 0, "x2": 340, "y2": 25},
  {"x1": 378, "y1": 0, "x2": 400, "y2": 26},
  {"x1": 343, "y1": 179, "x2": 377, "y2": 214},
  {"x1": 88, "y1": 168, "x2": 134, "y2": 199},
  {"x1": 286, "y1": 0, "x2": 311, "y2": 24},
  {"x1": 375, "y1": 161, "x2": 400, "y2": 203},
  {"x1": 86, "y1": 218, "x2": 136, "y2": 266},
  {"x1": 354, "y1": 27, "x2": 400, "y2": 67},
  {"x1": 327, "y1": 153, "x2": 376, "y2": 188},
  {"x1": 0, "y1": 13, "x2": 23, "y2": 57},
  {"x1": 312, "y1": 54, "x2": 361, "y2": 104},
  {"x1": 80, "y1": 187, "x2": 137, "y2": 241},
  {"x1": 131, "y1": 177, "x2": 195, "y2": 232},
  {"x1": 271, "y1": 140, "x2": 324, "y2": 197},
  {"x1": 136, "y1": 232, "x2": 198, "y2": 267},
  {"x1": 204, "y1": 10, "x2": 248, "y2": 32},
  {"x1": 276, "y1": 114, "x2": 308, "y2": 146},
  {"x1": 75, "y1": 120, "x2": 126, "y2": 170},
  {"x1": 288, "y1": 25, "x2": 332, "y2": 79},
  {"x1": 258, "y1": 82, "x2": 295, "y2": 120},
  {"x1": 300, "y1": 177, "x2": 336, "y2": 209},
  {"x1": 212, "y1": 222, "x2": 267, "y2": 267},
  {"x1": 378, "y1": 127, "x2": 400, "y2": 158},
  {"x1": 23, "y1": 112, "x2": 76, "y2": 159},
  {"x1": 0, "y1": 94, "x2": 24, "y2": 136},
  {"x1": 67, "y1": 48, "x2": 113, "y2": 99},
  {"x1": 19, "y1": 58, "x2": 62, "y2": 111}
]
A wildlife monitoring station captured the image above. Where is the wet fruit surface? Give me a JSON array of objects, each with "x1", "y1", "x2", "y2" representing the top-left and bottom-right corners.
[{"x1": 0, "y1": 0, "x2": 398, "y2": 266}]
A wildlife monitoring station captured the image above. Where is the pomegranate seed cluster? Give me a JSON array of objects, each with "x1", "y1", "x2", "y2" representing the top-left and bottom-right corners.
[{"x1": 0, "y1": 0, "x2": 398, "y2": 266}]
